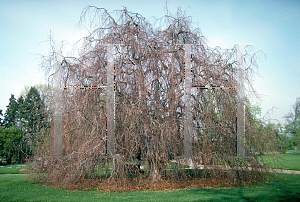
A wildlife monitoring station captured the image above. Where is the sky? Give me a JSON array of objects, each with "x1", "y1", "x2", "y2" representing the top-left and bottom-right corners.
[{"x1": 0, "y1": 0, "x2": 299, "y2": 125}]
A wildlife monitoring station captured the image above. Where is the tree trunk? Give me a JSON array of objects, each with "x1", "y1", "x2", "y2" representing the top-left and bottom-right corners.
[
  {"x1": 149, "y1": 162, "x2": 161, "y2": 181},
  {"x1": 6, "y1": 156, "x2": 11, "y2": 165},
  {"x1": 149, "y1": 164, "x2": 160, "y2": 181},
  {"x1": 148, "y1": 158, "x2": 166, "y2": 181}
]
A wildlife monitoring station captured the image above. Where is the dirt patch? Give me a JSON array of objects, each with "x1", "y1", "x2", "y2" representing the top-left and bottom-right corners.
[{"x1": 19, "y1": 169, "x2": 28, "y2": 172}]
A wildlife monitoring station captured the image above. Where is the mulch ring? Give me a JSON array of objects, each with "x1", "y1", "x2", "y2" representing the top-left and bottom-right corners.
[{"x1": 43, "y1": 177, "x2": 251, "y2": 192}]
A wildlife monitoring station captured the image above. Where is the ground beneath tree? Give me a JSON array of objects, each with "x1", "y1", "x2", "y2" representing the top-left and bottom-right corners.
[
  {"x1": 41, "y1": 177, "x2": 255, "y2": 192},
  {"x1": 37, "y1": 168, "x2": 300, "y2": 192}
]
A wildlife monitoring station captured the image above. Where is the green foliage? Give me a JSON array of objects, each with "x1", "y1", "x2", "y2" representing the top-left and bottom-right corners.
[
  {"x1": 264, "y1": 123, "x2": 285, "y2": 153},
  {"x1": 22, "y1": 87, "x2": 48, "y2": 156},
  {"x1": 16, "y1": 96, "x2": 25, "y2": 130},
  {"x1": 3, "y1": 94, "x2": 18, "y2": 128},
  {"x1": 272, "y1": 124, "x2": 290, "y2": 153},
  {"x1": 284, "y1": 97, "x2": 300, "y2": 149},
  {"x1": 248, "y1": 102, "x2": 262, "y2": 118},
  {"x1": 0, "y1": 109, "x2": 3, "y2": 126},
  {"x1": 245, "y1": 100, "x2": 278, "y2": 155},
  {"x1": 244, "y1": 100, "x2": 296, "y2": 154},
  {"x1": 0, "y1": 126, "x2": 23, "y2": 164},
  {"x1": 1, "y1": 86, "x2": 49, "y2": 163},
  {"x1": 22, "y1": 87, "x2": 46, "y2": 134}
]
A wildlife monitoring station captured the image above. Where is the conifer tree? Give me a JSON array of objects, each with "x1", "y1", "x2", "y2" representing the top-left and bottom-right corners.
[
  {"x1": 0, "y1": 109, "x2": 3, "y2": 126},
  {"x1": 16, "y1": 96, "x2": 25, "y2": 131},
  {"x1": 3, "y1": 94, "x2": 18, "y2": 128},
  {"x1": 23, "y1": 87, "x2": 46, "y2": 138}
]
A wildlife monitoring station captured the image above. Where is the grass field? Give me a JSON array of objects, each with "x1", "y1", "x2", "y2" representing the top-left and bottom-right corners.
[
  {"x1": 0, "y1": 173, "x2": 299, "y2": 201},
  {"x1": 257, "y1": 150, "x2": 300, "y2": 171},
  {"x1": 0, "y1": 164, "x2": 27, "y2": 174},
  {"x1": 0, "y1": 151, "x2": 299, "y2": 202}
]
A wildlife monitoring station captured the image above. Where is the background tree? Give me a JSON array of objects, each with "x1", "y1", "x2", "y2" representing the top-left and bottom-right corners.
[
  {"x1": 0, "y1": 109, "x2": 3, "y2": 126},
  {"x1": 0, "y1": 126, "x2": 23, "y2": 164},
  {"x1": 22, "y1": 87, "x2": 46, "y2": 135},
  {"x1": 284, "y1": 97, "x2": 300, "y2": 150},
  {"x1": 3, "y1": 94, "x2": 18, "y2": 128},
  {"x1": 19, "y1": 84, "x2": 52, "y2": 131},
  {"x1": 16, "y1": 96, "x2": 25, "y2": 130},
  {"x1": 0, "y1": 86, "x2": 48, "y2": 163},
  {"x1": 21, "y1": 87, "x2": 47, "y2": 157},
  {"x1": 273, "y1": 123, "x2": 289, "y2": 153}
]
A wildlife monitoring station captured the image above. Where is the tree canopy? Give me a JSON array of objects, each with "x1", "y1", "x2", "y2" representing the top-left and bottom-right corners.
[{"x1": 29, "y1": 6, "x2": 271, "y2": 187}]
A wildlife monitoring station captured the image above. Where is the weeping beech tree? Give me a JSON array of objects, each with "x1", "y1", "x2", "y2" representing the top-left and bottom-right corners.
[{"x1": 31, "y1": 6, "x2": 269, "y2": 186}]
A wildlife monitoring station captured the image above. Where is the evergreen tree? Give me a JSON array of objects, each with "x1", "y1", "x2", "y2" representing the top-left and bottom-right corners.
[
  {"x1": 16, "y1": 96, "x2": 25, "y2": 131},
  {"x1": 0, "y1": 109, "x2": 3, "y2": 126},
  {"x1": 3, "y1": 94, "x2": 18, "y2": 128},
  {"x1": 22, "y1": 87, "x2": 46, "y2": 139},
  {"x1": 0, "y1": 87, "x2": 48, "y2": 163}
]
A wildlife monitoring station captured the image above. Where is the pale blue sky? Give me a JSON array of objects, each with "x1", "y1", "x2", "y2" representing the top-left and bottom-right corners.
[{"x1": 0, "y1": 0, "x2": 299, "y2": 124}]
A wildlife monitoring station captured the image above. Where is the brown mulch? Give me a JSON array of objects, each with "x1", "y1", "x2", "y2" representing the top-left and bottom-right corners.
[{"x1": 42, "y1": 177, "x2": 243, "y2": 192}]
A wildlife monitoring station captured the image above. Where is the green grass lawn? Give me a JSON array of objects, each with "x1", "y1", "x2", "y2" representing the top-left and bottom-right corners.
[
  {"x1": 1, "y1": 155, "x2": 300, "y2": 202},
  {"x1": 257, "y1": 150, "x2": 300, "y2": 171},
  {"x1": 0, "y1": 163, "x2": 27, "y2": 174},
  {"x1": 0, "y1": 173, "x2": 299, "y2": 201}
]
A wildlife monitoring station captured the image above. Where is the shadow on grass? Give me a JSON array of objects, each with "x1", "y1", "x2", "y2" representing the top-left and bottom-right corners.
[
  {"x1": 288, "y1": 151, "x2": 300, "y2": 156},
  {"x1": 179, "y1": 173, "x2": 300, "y2": 202}
]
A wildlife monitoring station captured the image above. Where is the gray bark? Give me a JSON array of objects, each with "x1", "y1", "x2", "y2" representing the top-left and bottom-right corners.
[
  {"x1": 54, "y1": 43, "x2": 63, "y2": 158},
  {"x1": 237, "y1": 44, "x2": 245, "y2": 157},
  {"x1": 184, "y1": 44, "x2": 193, "y2": 158},
  {"x1": 107, "y1": 44, "x2": 115, "y2": 158}
]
